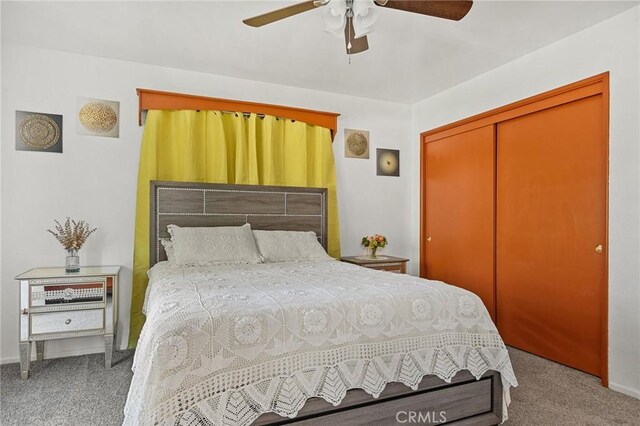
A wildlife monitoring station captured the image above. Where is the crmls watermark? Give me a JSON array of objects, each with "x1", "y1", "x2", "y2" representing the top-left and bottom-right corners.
[{"x1": 395, "y1": 410, "x2": 447, "y2": 424}]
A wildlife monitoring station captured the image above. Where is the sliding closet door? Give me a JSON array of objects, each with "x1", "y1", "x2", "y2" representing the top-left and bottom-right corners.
[
  {"x1": 496, "y1": 95, "x2": 606, "y2": 376},
  {"x1": 423, "y1": 126, "x2": 495, "y2": 319}
]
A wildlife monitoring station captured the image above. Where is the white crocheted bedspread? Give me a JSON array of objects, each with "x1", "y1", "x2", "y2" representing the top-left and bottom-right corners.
[{"x1": 124, "y1": 260, "x2": 517, "y2": 425}]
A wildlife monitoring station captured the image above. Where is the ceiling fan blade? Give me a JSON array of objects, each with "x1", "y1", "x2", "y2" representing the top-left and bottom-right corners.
[
  {"x1": 375, "y1": 0, "x2": 473, "y2": 21},
  {"x1": 345, "y1": 17, "x2": 369, "y2": 54},
  {"x1": 243, "y1": 1, "x2": 323, "y2": 27}
]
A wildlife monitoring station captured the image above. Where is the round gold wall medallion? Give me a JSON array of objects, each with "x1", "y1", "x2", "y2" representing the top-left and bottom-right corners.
[
  {"x1": 78, "y1": 102, "x2": 118, "y2": 133},
  {"x1": 346, "y1": 132, "x2": 368, "y2": 156},
  {"x1": 18, "y1": 114, "x2": 60, "y2": 150}
]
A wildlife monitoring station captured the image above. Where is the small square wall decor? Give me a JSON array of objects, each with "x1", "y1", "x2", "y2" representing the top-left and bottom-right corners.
[
  {"x1": 77, "y1": 97, "x2": 120, "y2": 138},
  {"x1": 15, "y1": 111, "x2": 63, "y2": 153},
  {"x1": 344, "y1": 129, "x2": 369, "y2": 159},
  {"x1": 376, "y1": 148, "x2": 400, "y2": 177}
]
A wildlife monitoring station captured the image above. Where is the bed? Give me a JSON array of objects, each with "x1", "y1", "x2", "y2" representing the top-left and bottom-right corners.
[{"x1": 124, "y1": 181, "x2": 517, "y2": 425}]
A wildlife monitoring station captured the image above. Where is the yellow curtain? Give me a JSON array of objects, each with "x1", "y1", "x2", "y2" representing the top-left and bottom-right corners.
[{"x1": 128, "y1": 110, "x2": 340, "y2": 348}]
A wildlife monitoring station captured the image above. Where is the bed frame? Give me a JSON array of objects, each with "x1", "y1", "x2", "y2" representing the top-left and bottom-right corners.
[{"x1": 149, "y1": 180, "x2": 503, "y2": 425}]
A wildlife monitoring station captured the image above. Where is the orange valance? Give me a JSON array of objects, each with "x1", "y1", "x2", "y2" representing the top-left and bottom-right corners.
[{"x1": 137, "y1": 88, "x2": 340, "y2": 140}]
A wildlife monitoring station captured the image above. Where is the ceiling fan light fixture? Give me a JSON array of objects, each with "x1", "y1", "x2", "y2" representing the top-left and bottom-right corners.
[
  {"x1": 352, "y1": 0, "x2": 378, "y2": 38},
  {"x1": 322, "y1": 0, "x2": 348, "y2": 37},
  {"x1": 323, "y1": 0, "x2": 378, "y2": 38}
]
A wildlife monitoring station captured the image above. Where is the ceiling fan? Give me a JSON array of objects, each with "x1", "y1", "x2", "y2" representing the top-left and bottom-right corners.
[{"x1": 243, "y1": 0, "x2": 473, "y2": 56}]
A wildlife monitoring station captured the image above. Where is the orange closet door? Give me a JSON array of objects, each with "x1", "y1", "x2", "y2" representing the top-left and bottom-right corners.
[
  {"x1": 423, "y1": 125, "x2": 495, "y2": 319},
  {"x1": 496, "y1": 95, "x2": 607, "y2": 376}
]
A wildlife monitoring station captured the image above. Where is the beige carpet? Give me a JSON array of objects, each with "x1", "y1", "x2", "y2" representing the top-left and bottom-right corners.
[
  {"x1": 507, "y1": 347, "x2": 640, "y2": 425},
  {"x1": 1, "y1": 347, "x2": 638, "y2": 425}
]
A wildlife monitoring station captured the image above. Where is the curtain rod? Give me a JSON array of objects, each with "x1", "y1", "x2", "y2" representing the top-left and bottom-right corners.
[{"x1": 212, "y1": 110, "x2": 295, "y2": 121}]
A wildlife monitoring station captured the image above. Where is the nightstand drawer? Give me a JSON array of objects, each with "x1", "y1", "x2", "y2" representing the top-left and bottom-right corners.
[
  {"x1": 31, "y1": 309, "x2": 104, "y2": 335},
  {"x1": 368, "y1": 263, "x2": 405, "y2": 273},
  {"x1": 30, "y1": 279, "x2": 105, "y2": 307}
]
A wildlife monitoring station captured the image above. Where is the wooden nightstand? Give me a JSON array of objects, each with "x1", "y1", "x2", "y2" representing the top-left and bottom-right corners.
[
  {"x1": 341, "y1": 256, "x2": 409, "y2": 274},
  {"x1": 14, "y1": 266, "x2": 120, "y2": 380}
]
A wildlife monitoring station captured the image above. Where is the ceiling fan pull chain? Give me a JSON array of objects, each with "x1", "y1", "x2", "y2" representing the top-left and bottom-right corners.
[{"x1": 347, "y1": 14, "x2": 352, "y2": 64}]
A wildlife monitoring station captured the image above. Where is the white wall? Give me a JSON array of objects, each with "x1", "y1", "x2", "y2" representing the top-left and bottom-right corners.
[
  {"x1": 410, "y1": 7, "x2": 640, "y2": 398},
  {"x1": 0, "y1": 43, "x2": 411, "y2": 363},
  {"x1": 0, "y1": 6, "x2": 3, "y2": 365}
]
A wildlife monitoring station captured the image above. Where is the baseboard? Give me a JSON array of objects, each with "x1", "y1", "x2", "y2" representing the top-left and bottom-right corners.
[
  {"x1": 0, "y1": 342, "x2": 130, "y2": 365},
  {"x1": 609, "y1": 382, "x2": 640, "y2": 399}
]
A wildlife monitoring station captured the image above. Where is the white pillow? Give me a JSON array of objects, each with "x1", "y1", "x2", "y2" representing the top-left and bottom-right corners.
[
  {"x1": 253, "y1": 230, "x2": 331, "y2": 262},
  {"x1": 167, "y1": 223, "x2": 262, "y2": 266},
  {"x1": 160, "y1": 238, "x2": 175, "y2": 263}
]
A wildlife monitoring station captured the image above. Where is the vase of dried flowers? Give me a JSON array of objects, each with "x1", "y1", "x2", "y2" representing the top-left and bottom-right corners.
[
  {"x1": 361, "y1": 234, "x2": 388, "y2": 259},
  {"x1": 66, "y1": 249, "x2": 80, "y2": 272},
  {"x1": 47, "y1": 218, "x2": 97, "y2": 272}
]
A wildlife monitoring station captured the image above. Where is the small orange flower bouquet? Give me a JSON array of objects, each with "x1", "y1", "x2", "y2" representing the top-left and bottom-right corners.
[{"x1": 361, "y1": 234, "x2": 388, "y2": 258}]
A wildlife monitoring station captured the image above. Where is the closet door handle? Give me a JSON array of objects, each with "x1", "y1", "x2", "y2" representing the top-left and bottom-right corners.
[
  {"x1": 426, "y1": 236, "x2": 432, "y2": 242},
  {"x1": 595, "y1": 244, "x2": 603, "y2": 254}
]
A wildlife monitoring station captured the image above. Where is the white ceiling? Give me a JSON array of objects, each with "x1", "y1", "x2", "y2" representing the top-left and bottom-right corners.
[{"x1": 2, "y1": 1, "x2": 638, "y2": 103}]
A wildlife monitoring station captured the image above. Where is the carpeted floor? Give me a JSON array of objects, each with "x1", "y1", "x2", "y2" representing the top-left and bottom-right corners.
[
  {"x1": 1, "y1": 347, "x2": 638, "y2": 425},
  {"x1": 1, "y1": 350, "x2": 133, "y2": 426},
  {"x1": 506, "y1": 348, "x2": 640, "y2": 425}
]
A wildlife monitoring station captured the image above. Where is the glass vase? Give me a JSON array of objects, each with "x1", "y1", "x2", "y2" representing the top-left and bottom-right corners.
[
  {"x1": 65, "y1": 249, "x2": 80, "y2": 272},
  {"x1": 369, "y1": 246, "x2": 378, "y2": 259}
]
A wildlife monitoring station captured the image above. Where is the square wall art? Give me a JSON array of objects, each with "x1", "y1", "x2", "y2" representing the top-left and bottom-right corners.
[
  {"x1": 344, "y1": 129, "x2": 369, "y2": 159},
  {"x1": 376, "y1": 148, "x2": 400, "y2": 177},
  {"x1": 77, "y1": 97, "x2": 120, "y2": 138},
  {"x1": 15, "y1": 111, "x2": 63, "y2": 153}
]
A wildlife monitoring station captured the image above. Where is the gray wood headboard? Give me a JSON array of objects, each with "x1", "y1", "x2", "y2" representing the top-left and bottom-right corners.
[{"x1": 150, "y1": 181, "x2": 328, "y2": 266}]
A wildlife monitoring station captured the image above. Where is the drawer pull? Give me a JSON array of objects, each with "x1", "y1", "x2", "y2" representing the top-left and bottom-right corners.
[{"x1": 65, "y1": 319, "x2": 71, "y2": 325}]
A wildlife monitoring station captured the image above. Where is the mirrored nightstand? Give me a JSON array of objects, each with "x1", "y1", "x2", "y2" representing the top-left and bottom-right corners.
[{"x1": 14, "y1": 266, "x2": 120, "y2": 380}]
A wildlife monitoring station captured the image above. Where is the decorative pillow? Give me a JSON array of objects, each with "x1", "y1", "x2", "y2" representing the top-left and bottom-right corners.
[
  {"x1": 253, "y1": 230, "x2": 332, "y2": 262},
  {"x1": 160, "y1": 238, "x2": 175, "y2": 263},
  {"x1": 167, "y1": 223, "x2": 262, "y2": 266}
]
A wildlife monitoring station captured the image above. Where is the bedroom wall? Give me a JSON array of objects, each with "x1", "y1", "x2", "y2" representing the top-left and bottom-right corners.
[
  {"x1": 0, "y1": 43, "x2": 411, "y2": 363},
  {"x1": 409, "y1": 7, "x2": 640, "y2": 398},
  {"x1": 0, "y1": 8, "x2": 3, "y2": 357}
]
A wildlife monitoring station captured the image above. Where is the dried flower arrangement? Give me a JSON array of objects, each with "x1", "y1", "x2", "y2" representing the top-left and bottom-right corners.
[{"x1": 47, "y1": 218, "x2": 97, "y2": 252}]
